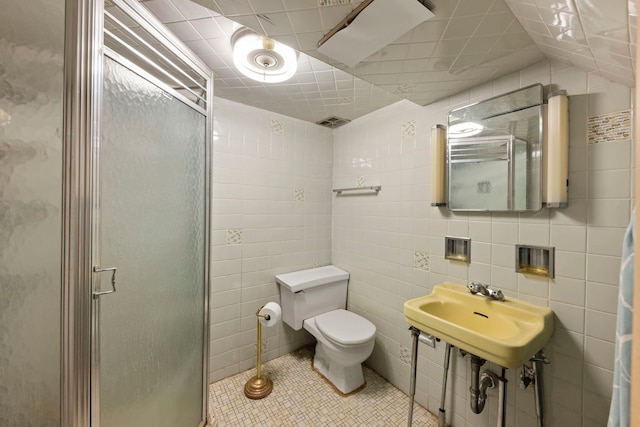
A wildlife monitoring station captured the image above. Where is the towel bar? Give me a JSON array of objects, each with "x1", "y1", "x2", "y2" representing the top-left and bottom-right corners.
[{"x1": 332, "y1": 186, "x2": 381, "y2": 195}]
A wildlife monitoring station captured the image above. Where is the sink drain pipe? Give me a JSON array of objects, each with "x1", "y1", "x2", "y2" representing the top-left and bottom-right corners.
[{"x1": 469, "y1": 356, "x2": 497, "y2": 415}]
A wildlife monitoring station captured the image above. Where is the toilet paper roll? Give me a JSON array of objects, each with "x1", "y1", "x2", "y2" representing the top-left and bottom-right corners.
[{"x1": 258, "y1": 302, "x2": 281, "y2": 327}]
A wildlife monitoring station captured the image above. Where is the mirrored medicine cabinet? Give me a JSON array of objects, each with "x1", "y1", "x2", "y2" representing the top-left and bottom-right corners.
[{"x1": 447, "y1": 84, "x2": 543, "y2": 211}]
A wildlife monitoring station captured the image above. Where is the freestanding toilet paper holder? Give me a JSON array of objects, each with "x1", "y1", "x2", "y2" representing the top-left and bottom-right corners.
[{"x1": 244, "y1": 305, "x2": 273, "y2": 399}]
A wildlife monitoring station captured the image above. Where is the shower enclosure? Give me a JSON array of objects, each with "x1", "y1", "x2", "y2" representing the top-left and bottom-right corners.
[{"x1": 1, "y1": 0, "x2": 212, "y2": 425}]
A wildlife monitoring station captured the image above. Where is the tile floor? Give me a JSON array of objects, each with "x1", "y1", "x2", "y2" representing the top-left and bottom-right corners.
[{"x1": 209, "y1": 346, "x2": 438, "y2": 426}]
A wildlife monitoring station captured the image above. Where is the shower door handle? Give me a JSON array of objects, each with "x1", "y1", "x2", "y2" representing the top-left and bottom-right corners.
[{"x1": 93, "y1": 266, "x2": 117, "y2": 298}]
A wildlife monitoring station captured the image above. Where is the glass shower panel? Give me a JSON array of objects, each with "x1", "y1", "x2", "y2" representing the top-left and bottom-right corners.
[
  {"x1": 98, "y1": 57, "x2": 205, "y2": 427},
  {"x1": 0, "y1": 0, "x2": 64, "y2": 425}
]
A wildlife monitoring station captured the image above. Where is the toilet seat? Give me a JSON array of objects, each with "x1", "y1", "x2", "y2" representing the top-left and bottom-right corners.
[{"x1": 315, "y1": 309, "x2": 376, "y2": 346}]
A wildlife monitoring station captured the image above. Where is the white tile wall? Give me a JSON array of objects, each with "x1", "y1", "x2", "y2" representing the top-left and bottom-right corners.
[
  {"x1": 209, "y1": 97, "x2": 333, "y2": 381},
  {"x1": 331, "y1": 59, "x2": 633, "y2": 427}
]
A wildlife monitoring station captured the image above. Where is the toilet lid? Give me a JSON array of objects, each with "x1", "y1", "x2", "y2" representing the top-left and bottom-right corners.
[{"x1": 315, "y1": 309, "x2": 376, "y2": 345}]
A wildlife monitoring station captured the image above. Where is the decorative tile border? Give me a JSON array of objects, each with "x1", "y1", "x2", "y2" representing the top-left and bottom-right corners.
[
  {"x1": 414, "y1": 251, "x2": 430, "y2": 271},
  {"x1": 293, "y1": 188, "x2": 305, "y2": 201},
  {"x1": 396, "y1": 83, "x2": 416, "y2": 94},
  {"x1": 227, "y1": 229, "x2": 242, "y2": 245},
  {"x1": 399, "y1": 345, "x2": 411, "y2": 365},
  {"x1": 271, "y1": 119, "x2": 284, "y2": 134},
  {"x1": 587, "y1": 110, "x2": 631, "y2": 144},
  {"x1": 402, "y1": 120, "x2": 416, "y2": 137}
]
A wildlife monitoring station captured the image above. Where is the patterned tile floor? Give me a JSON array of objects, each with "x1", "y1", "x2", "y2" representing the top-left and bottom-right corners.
[{"x1": 209, "y1": 346, "x2": 438, "y2": 426}]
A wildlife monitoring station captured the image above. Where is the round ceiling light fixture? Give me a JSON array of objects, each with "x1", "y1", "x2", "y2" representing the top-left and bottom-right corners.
[{"x1": 231, "y1": 27, "x2": 298, "y2": 83}]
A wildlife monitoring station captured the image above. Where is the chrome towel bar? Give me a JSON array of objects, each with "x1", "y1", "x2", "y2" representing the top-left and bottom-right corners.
[{"x1": 332, "y1": 185, "x2": 381, "y2": 195}]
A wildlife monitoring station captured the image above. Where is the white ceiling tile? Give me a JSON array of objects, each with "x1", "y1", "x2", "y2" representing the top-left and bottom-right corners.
[
  {"x1": 205, "y1": 37, "x2": 233, "y2": 56},
  {"x1": 547, "y1": 26, "x2": 588, "y2": 45},
  {"x1": 401, "y1": 58, "x2": 431, "y2": 73},
  {"x1": 577, "y1": 0, "x2": 628, "y2": 37},
  {"x1": 454, "y1": 0, "x2": 497, "y2": 17},
  {"x1": 516, "y1": 2, "x2": 544, "y2": 21},
  {"x1": 474, "y1": 12, "x2": 516, "y2": 36},
  {"x1": 282, "y1": 0, "x2": 319, "y2": 11},
  {"x1": 451, "y1": 54, "x2": 486, "y2": 71},
  {"x1": 519, "y1": 18, "x2": 553, "y2": 36},
  {"x1": 314, "y1": 70, "x2": 336, "y2": 83},
  {"x1": 404, "y1": 41, "x2": 438, "y2": 59},
  {"x1": 190, "y1": 17, "x2": 225, "y2": 38},
  {"x1": 295, "y1": 31, "x2": 326, "y2": 51},
  {"x1": 294, "y1": 72, "x2": 318, "y2": 83},
  {"x1": 272, "y1": 33, "x2": 300, "y2": 50},
  {"x1": 212, "y1": 15, "x2": 237, "y2": 37},
  {"x1": 432, "y1": 38, "x2": 468, "y2": 57},
  {"x1": 567, "y1": 54, "x2": 598, "y2": 71},
  {"x1": 169, "y1": 0, "x2": 212, "y2": 20},
  {"x1": 212, "y1": 66, "x2": 238, "y2": 78},
  {"x1": 164, "y1": 21, "x2": 203, "y2": 41},
  {"x1": 258, "y1": 12, "x2": 294, "y2": 36},
  {"x1": 428, "y1": 0, "x2": 459, "y2": 19},
  {"x1": 288, "y1": 8, "x2": 324, "y2": 33},
  {"x1": 409, "y1": 19, "x2": 450, "y2": 42},
  {"x1": 224, "y1": 14, "x2": 262, "y2": 33},
  {"x1": 533, "y1": 0, "x2": 578, "y2": 13},
  {"x1": 143, "y1": 0, "x2": 185, "y2": 22},
  {"x1": 537, "y1": 8, "x2": 581, "y2": 31},
  {"x1": 443, "y1": 16, "x2": 482, "y2": 39},
  {"x1": 489, "y1": 0, "x2": 512, "y2": 13},
  {"x1": 247, "y1": 0, "x2": 285, "y2": 14},
  {"x1": 462, "y1": 35, "x2": 502, "y2": 55},
  {"x1": 589, "y1": 36, "x2": 633, "y2": 59},
  {"x1": 213, "y1": 0, "x2": 253, "y2": 16}
]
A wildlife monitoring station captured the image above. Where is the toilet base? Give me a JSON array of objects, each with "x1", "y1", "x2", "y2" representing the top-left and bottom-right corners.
[{"x1": 313, "y1": 343, "x2": 365, "y2": 394}]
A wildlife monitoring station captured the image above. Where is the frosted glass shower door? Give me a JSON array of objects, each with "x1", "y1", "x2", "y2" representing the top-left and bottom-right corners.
[{"x1": 95, "y1": 57, "x2": 206, "y2": 427}]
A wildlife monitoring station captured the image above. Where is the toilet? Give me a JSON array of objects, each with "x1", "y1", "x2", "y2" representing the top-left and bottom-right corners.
[{"x1": 275, "y1": 265, "x2": 376, "y2": 394}]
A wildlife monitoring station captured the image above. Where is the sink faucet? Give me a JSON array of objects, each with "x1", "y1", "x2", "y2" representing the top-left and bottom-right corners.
[{"x1": 468, "y1": 282, "x2": 505, "y2": 301}]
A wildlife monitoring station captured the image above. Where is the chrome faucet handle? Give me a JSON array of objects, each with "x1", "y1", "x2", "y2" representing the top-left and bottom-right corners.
[
  {"x1": 487, "y1": 288, "x2": 505, "y2": 301},
  {"x1": 468, "y1": 282, "x2": 482, "y2": 293},
  {"x1": 468, "y1": 282, "x2": 487, "y2": 295}
]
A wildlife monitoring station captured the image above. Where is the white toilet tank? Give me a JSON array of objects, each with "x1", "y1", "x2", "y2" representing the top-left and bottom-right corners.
[{"x1": 275, "y1": 265, "x2": 349, "y2": 330}]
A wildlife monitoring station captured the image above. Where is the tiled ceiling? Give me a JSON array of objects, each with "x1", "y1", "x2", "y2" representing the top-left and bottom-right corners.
[{"x1": 139, "y1": 0, "x2": 636, "y2": 123}]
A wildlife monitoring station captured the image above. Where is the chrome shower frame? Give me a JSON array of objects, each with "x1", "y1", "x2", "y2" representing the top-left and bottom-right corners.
[{"x1": 61, "y1": 0, "x2": 213, "y2": 425}]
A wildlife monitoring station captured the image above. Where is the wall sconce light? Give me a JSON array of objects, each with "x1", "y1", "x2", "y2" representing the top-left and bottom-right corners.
[
  {"x1": 543, "y1": 90, "x2": 569, "y2": 208},
  {"x1": 231, "y1": 27, "x2": 298, "y2": 83},
  {"x1": 431, "y1": 124, "x2": 446, "y2": 207}
]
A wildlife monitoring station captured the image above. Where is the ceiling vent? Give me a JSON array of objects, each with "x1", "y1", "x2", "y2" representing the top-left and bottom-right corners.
[
  {"x1": 316, "y1": 116, "x2": 351, "y2": 128},
  {"x1": 318, "y1": 0, "x2": 353, "y2": 6}
]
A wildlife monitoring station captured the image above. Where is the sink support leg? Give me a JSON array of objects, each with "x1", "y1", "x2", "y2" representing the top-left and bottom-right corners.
[
  {"x1": 532, "y1": 351, "x2": 547, "y2": 427},
  {"x1": 438, "y1": 343, "x2": 453, "y2": 427},
  {"x1": 497, "y1": 368, "x2": 507, "y2": 427},
  {"x1": 407, "y1": 327, "x2": 419, "y2": 427}
]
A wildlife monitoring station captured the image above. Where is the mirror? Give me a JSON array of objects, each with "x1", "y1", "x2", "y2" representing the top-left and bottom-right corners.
[{"x1": 447, "y1": 84, "x2": 543, "y2": 211}]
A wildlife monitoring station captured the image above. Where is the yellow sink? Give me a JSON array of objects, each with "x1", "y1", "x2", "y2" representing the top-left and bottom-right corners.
[{"x1": 404, "y1": 282, "x2": 553, "y2": 368}]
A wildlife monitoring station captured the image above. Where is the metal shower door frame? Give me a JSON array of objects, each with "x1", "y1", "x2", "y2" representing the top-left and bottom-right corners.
[{"x1": 62, "y1": 1, "x2": 213, "y2": 426}]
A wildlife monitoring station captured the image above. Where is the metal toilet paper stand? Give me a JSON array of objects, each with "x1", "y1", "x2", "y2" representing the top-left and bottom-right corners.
[{"x1": 244, "y1": 305, "x2": 273, "y2": 399}]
